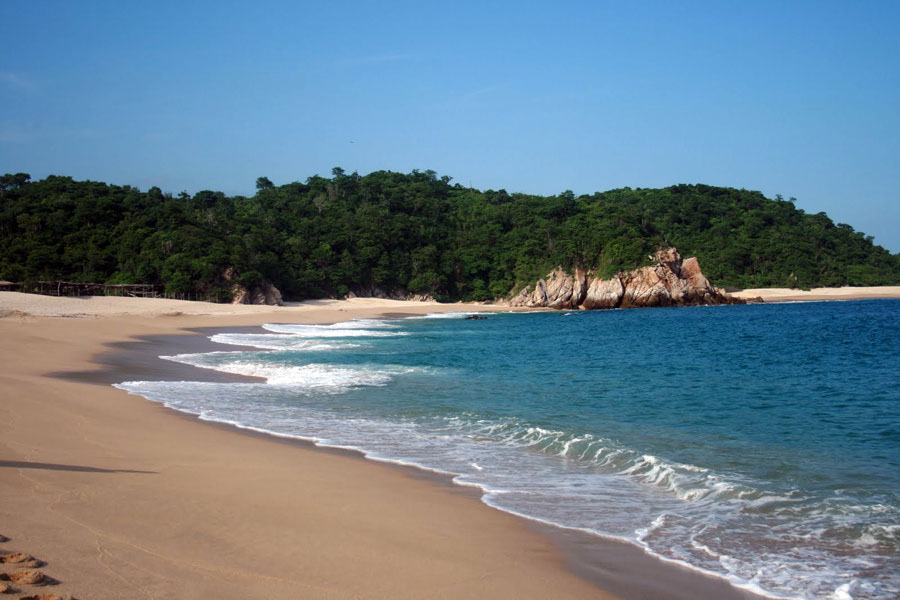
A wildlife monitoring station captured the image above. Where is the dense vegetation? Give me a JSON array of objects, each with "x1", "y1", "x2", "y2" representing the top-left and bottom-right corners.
[{"x1": 1, "y1": 170, "x2": 898, "y2": 301}]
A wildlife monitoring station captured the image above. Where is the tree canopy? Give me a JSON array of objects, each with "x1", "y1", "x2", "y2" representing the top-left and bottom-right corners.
[{"x1": 1, "y1": 171, "x2": 897, "y2": 301}]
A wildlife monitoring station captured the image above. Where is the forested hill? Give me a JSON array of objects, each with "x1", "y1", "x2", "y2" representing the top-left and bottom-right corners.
[{"x1": 1, "y1": 170, "x2": 898, "y2": 302}]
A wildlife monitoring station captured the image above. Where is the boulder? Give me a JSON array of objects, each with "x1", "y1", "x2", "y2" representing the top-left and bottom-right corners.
[
  {"x1": 230, "y1": 281, "x2": 283, "y2": 306},
  {"x1": 581, "y1": 276, "x2": 624, "y2": 309},
  {"x1": 621, "y1": 264, "x2": 675, "y2": 308},
  {"x1": 230, "y1": 283, "x2": 249, "y2": 305},
  {"x1": 263, "y1": 282, "x2": 283, "y2": 306},
  {"x1": 509, "y1": 268, "x2": 586, "y2": 309}
]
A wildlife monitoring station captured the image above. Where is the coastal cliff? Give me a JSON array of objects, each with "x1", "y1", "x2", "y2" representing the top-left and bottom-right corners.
[{"x1": 507, "y1": 248, "x2": 743, "y2": 309}]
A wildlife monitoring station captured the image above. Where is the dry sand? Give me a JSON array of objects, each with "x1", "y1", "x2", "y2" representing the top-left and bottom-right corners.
[
  {"x1": 0, "y1": 293, "x2": 617, "y2": 599},
  {"x1": 0, "y1": 292, "x2": 464, "y2": 318},
  {"x1": 732, "y1": 285, "x2": 900, "y2": 302}
]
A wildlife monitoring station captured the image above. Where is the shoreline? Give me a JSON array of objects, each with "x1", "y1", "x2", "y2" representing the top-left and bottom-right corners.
[
  {"x1": 732, "y1": 285, "x2": 900, "y2": 303},
  {"x1": 2, "y1": 293, "x2": 771, "y2": 598},
  {"x1": 64, "y1": 322, "x2": 768, "y2": 600},
  {"x1": 1, "y1": 299, "x2": 612, "y2": 599}
]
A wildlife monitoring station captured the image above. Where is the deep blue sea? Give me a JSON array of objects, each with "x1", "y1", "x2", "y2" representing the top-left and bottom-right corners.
[{"x1": 117, "y1": 300, "x2": 900, "y2": 600}]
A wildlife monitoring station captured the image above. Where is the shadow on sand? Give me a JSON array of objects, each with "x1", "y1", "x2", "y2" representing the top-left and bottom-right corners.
[{"x1": 0, "y1": 460, "x2": 156, "y2": 474}]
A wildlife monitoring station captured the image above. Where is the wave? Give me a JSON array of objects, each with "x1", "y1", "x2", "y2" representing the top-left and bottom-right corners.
[
  {"x1": 161, "y1": 351, "x2": 422, "y2": 390},
  {"x1": 429, "y1": 416, "x2": 899, "y2": 599},
  {"x1": 272, "y1": 318, "x2": 401, "y2": 329},
  {"x1": 404, "y1": 311, "x2": 482, "y2": 319},
  {"x1": 262, "y1": 322, "x2": 408, "y2": 337},
  {"x1": 209, "y1": 333, "x2": 362, "y2": 351},
  {"x1": 439, "y1": 417, "x2": 784, "y2": 504}
]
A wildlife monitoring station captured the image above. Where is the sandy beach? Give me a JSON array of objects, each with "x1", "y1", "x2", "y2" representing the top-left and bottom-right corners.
[
  {"x1": 0, "y1": 292, "x2": 798, "y2": 599},
  {"x1": 732, "y1": 285, "x2": 900, "y2": 302}
]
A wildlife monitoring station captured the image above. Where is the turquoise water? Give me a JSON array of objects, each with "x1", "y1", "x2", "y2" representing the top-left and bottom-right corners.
[{"x1": 117, "y1": 300, "x2": 900, "y2": 599}]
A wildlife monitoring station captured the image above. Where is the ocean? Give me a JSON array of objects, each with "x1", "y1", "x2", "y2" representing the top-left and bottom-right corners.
[{"x1": 116, "y1": 300, "x2": 900, "y2": 600}]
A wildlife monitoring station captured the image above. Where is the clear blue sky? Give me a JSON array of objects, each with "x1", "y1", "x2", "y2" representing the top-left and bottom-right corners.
[{"x1": 2, "y1": 1, "x2": 899, "y2": 251}]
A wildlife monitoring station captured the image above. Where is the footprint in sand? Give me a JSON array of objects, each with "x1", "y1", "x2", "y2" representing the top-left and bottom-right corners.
[
  {"x1": 0, "y1": 569, "x2": 51, "y2": 586},
  {"x1": 0, "y1": 556, "x2": 43, "y2": 571},
  {"x1": 0, "y1": 540, "x2": 74, "y2": 598},
  {"x1": 0, "y1": 549, "x2": 44, "y2": 570},
  {"x1": 0, "y1": 552, "x2": 32, "y2": 565}
]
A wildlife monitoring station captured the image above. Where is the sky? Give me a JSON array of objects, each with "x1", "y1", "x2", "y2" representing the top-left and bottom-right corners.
[{"x1": 2, "y1": 1, "x2": 899, "y2": 251}]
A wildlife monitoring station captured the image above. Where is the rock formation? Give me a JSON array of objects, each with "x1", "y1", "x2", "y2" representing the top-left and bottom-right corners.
[
  {"x1": 508, "y1": 247, "x2": 742, "y2": 310},
  {"x1": 345, "y1": 287, "x2": 434, "y2": 302},
  {"x1": 225, "y1": 268, "x2": 284, "y2": 306},
  {"x1": 582, "y1": 277, "x2": 625, "y2": 310},
  {"x1": 230, "y1": 280, "x2": 283, "y2": 306}
]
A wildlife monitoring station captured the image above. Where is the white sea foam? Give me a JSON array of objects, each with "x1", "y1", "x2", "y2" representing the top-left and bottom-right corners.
[
  {"x1": 277, "y1": 318, "x2": 399, "y2": 329},
  {"x1": 160, "y1": 351, "x2": 418, "y2": 391},
  {"x1": 261, "y1": 322, "x2": 408, "y2": 337},
  {"x1": 832, "y1": 583, "x2": 855, "y2": 600},
  {"x1": 215, "y1": 362, "x2": 395, "y2": 388},
  {"x1": 209, "y1": 332, "x2": 360, "y2": 351},
  {"x1": 450, "y1": 418, "x2": 764, "y2": 505},
  {"x1": 404, "y1": 311, "x2": 481, "y2": 319}
]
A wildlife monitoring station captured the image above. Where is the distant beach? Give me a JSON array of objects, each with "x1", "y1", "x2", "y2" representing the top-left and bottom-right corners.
[{"x1": 732, "y1": 285, "x2": 900, "y2": 302}]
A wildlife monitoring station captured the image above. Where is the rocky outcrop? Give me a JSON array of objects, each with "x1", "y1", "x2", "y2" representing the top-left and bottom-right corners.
[
  {"x1": 345, "y1": 287, "x2": 434, "y2": 302},
  {"x1": 508, "y1": 247, "x2": 742, "y2": 310},
  {"x1": 510, "y1": 267, "x2": 587, "y2": 309},
  {"x1": 230, "y1": 281, "x2": 283, "y2": 306},
  {"x1": 224, "y1": 268, "x2": 284, "y2": 306},
  {"x1": 582, "y1": 276, "x2": 625, "y2": 310}
]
